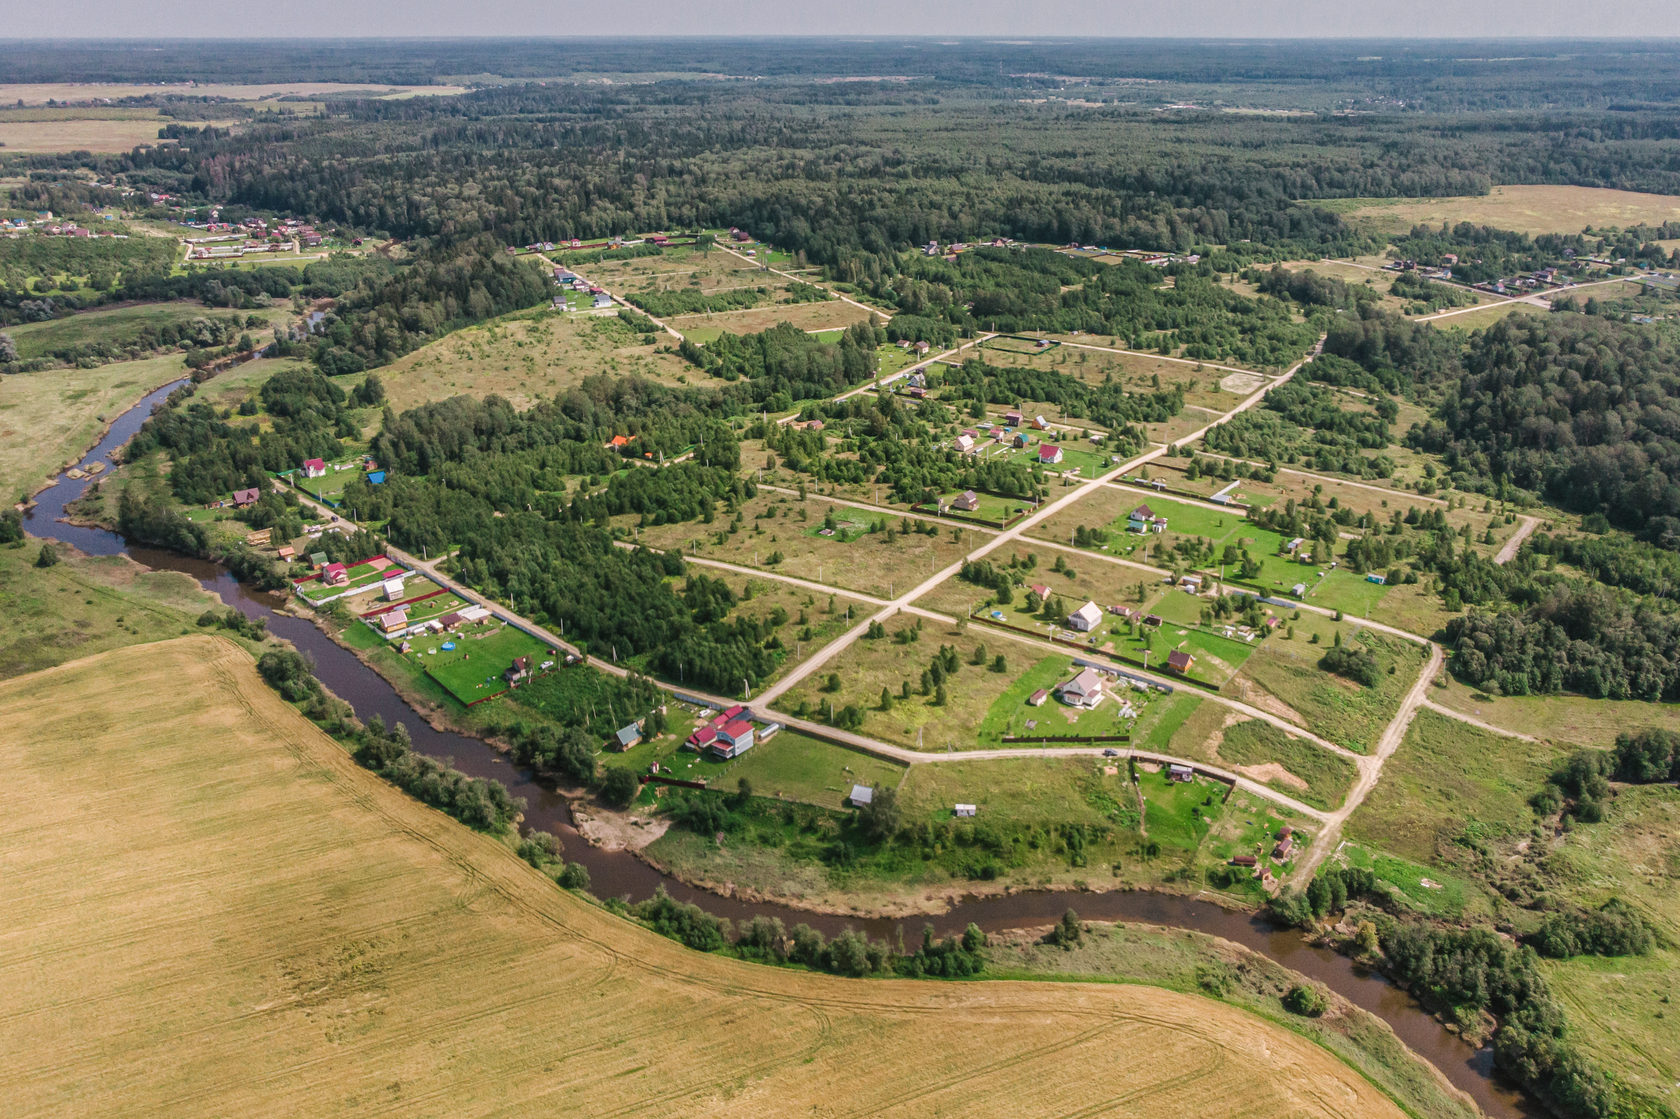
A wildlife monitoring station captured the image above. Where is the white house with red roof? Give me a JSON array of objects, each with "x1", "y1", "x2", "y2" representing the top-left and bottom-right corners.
[
  {"x1": 710, "y1": 718, "x2": 756, "y2": 759},
  {"x1": 302, "y1": 458, "x2": 328, "y2": 478},
  {"x1": 1037, "y1": 444, "x2": 1063, "y2": 465}
]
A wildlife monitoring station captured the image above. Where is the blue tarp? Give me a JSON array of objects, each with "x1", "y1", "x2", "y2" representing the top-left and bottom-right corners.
[{"x1": 367, "y1": 471, "x2": 386, "y2": 484}]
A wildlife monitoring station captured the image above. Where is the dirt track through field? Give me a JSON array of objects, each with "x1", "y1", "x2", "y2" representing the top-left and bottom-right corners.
[{"x1": 0, "y1": 636, "x2": 1405, "y2": 1119}]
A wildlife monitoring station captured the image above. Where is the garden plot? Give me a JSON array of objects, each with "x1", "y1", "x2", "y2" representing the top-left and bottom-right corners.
[{"x1": 401, "y1": 620, "x2": 557, "y2": 706}]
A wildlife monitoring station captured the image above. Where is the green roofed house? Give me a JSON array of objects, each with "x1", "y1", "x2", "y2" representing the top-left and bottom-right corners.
[{"x1": 309, "y1": 551, "x2": 328, "y2": 568}]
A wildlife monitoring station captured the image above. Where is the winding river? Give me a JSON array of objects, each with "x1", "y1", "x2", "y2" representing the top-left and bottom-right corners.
[{"x1": 24, "y1": 380, "x2": 1539, "y2": 1119}]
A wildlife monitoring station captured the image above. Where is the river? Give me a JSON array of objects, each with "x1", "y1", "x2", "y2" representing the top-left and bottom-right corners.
[{"x1": 22, "y1": 381, "x2": 1539, "y2": 1119}]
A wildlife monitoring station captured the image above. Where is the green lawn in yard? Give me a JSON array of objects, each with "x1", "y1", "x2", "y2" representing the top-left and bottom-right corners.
[
  {"x1": 404, "y1": 622, "x2": 556, "y2": 706},
  {"x1": 683, "y1": 326, "x2": 725, "y2": 345},
  {"x1": 973, "y1": 655, "x2": 1148, "y2": 744},
  {"x1": 875, "y1": 343, "x2": 920, "y2": 376},
  {"x1": 1138, "y1": 765, "x2": 1224, "y2": 852},
  {"x1": 293, "y1": 556, "x2": 400, "y2": 603},
  {"x1": 684, "y1": 731, "x2": 906, "y2": 809},
  {"x1": 1136, "y1": 690, "x2": 1203, "y2": 752}
]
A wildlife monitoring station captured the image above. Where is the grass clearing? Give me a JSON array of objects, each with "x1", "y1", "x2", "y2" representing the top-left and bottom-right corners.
[
  {"x1": 378, "y1": 308, "x2": 694, "y2": 411},
  {"x1": 1430, "y1": 675, "x2": 1680, "y2": 748},
  {"x1": 0, "y1": 544, "x2": 215, "y2": 681},
  {"x1": 0, "y1": 634, "x2": 1408, "y2": 1118},
  {"x1": 0, "y1": 352, "x2": 188, "y2": 499},
  {"x1": 4, "y1": 302, "x2": 283, "y2": 365},
  {"x1": 1326, "y1": 185, "x2": 1680, "y2": 238},
  {"x1": 1347, "y1": 708, "x2": 1565, "y2": 868},
  {"x1": 668, "y1": 298, "x2": 872, "y2": 336},
  {"x1": 1212, "y1": 718, "x2": 1357, "y2": 812},
  {"x1": 402, "y1": 620, "x2": 555, "y2": 706}
]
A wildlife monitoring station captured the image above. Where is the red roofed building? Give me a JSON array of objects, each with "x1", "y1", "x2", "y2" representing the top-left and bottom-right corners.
[
  {"x1": 686, "y1": 724, "x2": 719, "y2": 751},
  {"x1": 321, "y1": 562, "x2": 349, "y2": 586},
  {"x1": 1037, "y1": 444, "x2": 1063, "y2": 465},
  {"x1": 710, "y1": 719, "x2": 756, "y2": 759},
  {"x1": 1166, "y1": 650, "x2": 1195, "y2": 674},
  {"x1": 302, "y1": 458, "x2": 327, "y2": 478}
]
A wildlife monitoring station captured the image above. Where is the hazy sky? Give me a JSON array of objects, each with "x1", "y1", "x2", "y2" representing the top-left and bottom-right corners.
[{"x1": 13, "y1": 1, "x2": 1680, "y2": 39}]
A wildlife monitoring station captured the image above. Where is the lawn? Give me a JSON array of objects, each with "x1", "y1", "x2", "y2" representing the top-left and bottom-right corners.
[
  {"x1": 1137, "y1": 764, "x2": 1225, "y2": 851},
  {"x1": 403, "y1": 620, "x2": 556, "y2": 706},
  {"x1": 0, "y1": 352, "x2": 188, "y2": 499},
  {"x1": 0, "y1": 635, "x2": 1410, "y2": 1118},
  {"x1": 897, "y1": 756, "x2": 1137, "y2": 832},
  {"x1": 293, "y1": 555, "x2": 400, "y2": 603},
  {"x1": 973, "y1": 655, "x2": 1144, "y2": 744},
  {"x1": 1346, "y1": 708, "x2": 1567, "y2": 867},
  {"x1": 1429, "y1": 674, "x2": 1680, "y2": 748},
  {"x1": 637, "y1": 729, "x2": 907, "y2": 810}
]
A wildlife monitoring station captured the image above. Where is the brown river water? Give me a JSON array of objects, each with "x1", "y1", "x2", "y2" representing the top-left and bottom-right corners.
[{"x1": 22, "y1": 379, "x2": 1540, "y2": 1119}]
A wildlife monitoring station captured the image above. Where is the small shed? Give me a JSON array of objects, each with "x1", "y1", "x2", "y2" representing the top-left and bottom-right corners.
[
  {"x1": 1166, "y1": 650, "x2": 1195, "y2": 674},
  {"x1": 1027, "y1": 688, "x2": 1049, "y2": 707},
  {"x1": 848, "y1": 784, "x2": 875, "y2": 808},
  {"x1": 383, "y1": 576, "x2": 407, "y2": 601},
  {"x1": 1168, "y1": 764, "x2": 1194, "y2": 782},
  {"x1": 954, "y1": 804, "x2": 977, "y2": 818}
]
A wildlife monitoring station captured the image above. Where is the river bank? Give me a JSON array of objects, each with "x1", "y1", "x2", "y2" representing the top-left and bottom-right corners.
[{"x1": 16, "y1": 380, "x2": 1544, "y2": 1119}]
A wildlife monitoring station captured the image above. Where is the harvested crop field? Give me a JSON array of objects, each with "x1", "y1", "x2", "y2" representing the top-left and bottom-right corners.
[{"x1": 0, "y1": 635, "x2": 1407, "y2": 1119}]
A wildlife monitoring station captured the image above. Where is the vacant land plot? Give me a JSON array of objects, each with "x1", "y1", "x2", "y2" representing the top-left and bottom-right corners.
[
  {"x1": 667, "y1": 729, "x2": 907, "y2": 809},
  {"x1": 669, "y1": 298, "x2": 872, "y2": 337},
  {"x1": 0, "y1": 352, "x2": 187, "y2": 499},
  {"x1": 629, "y1": 491, "x2": 976, "y2": 600},
  {"x1": 979, "y1": 339, "x2": 1252, "y2": 413},
  {"x1": 4, "y1": 303, "x2": 271, "y2": 365},
  {"x1": 1326, "y1": 185, "x2": 1680, "y2": 238},
  {"x1": 1230, "y1": 617, "x2": 1423, "y2": 754},
  {"x1": 0, "y1": 636, "x2": 1405, "y2": 1119},
  {"x1": 1348, "y1": 709, "x2": 1565, "y2": 869},
  {"x1": 378, "y1": 309, "x2": 693, "y2": 411},
  {"x1": 1423, "y1": 300, "x2": 1549, "y2": 332},
  {"x1": 1212, "y1": 718, "x2": 1356, "y2": 812}
]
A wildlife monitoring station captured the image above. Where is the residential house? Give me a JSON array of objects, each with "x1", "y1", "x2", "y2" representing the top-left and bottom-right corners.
[
  {"x1": 1029, "y1": 583, "x2": 1051, "y2": 600},
  {"x1": 1037, "y1": 444, "x2": 1064, "y2": 465},
  {"x1": 231, "y1": 487, "x2": 261, "y2": 508},
  {"x1": 378, "y1": 607, "x2": 409, "y2": 636},
  {"x1": 1284, "y1": 537, "x2": 1305, "y2": 555},
  {"x1": 710, "y1": 719, "x2": 756, "y2": 759},
  {"x1": 593, "y1": 293, "x2": 613, "y2": 309},
  {"x1": 1032, "y1": 415, "x2": 1051, "y2": 430},
  {"x1": 1057, "y1": 667, "x2": 1106, "y2": 709},
  {"x1": 383, "y1": 576, "x2": 407, "y2": 601},
  {"x1": 1003, "y1": 410, "x2": 1023, "y2": 426},
  {"x1": 613, "y1": 723, "x2": 642, "y2": 751},
  {"x1": 1180, "y1": 574, "x2": 1203, "y2": 593},
  {"x1": 685, "y1": 724, "x2": 719, "y2": 752},
  {"x1": 308, "y1": 551, "x2": 328, "y2": 568},
  {"x1": 913, "y1": 341, "x2": 931, "y2": 355},
  {"x1": 849, "y1": 784, "x2": 875, "y2": 807},
  {"x1": 1272, "y1": 835, "x2": 1295, "y2": 860},
  {"x1": 320, "y1": 562, "x2": 349, "y2": 586},
  {"x1": 1141, "y1": 614, "x2": 1163, "y2": 628},
  {"x1": 504, "y1": 656, "x2": 533, "y2": 685},
  {"x1": 953, "y1": 433, "x2": 976, "y2": 454},
  {"x1": 950, "y1": 490, "x2": 980, "y2": 512},
  {"x1": 1013, "y1": 432, "x2": 1032, "y2": 448},
  {"x1": 608, "y1": 434, "x2": 632, "y2": 450},
  {"x1": 276, "y1": 545, "x2": 296, "y2": 562},
  {"x1": 437, "y1": 611, "x2": 465, "y2": 631},
  {"x1": 1166, "y1": 650, "x2": 1195, "y2": 675},
  {"x1": 1127, "y1": 505, "x2": 1167, "y2": 533},
  {"x1": 1168, "y1": 764, "x2": 1194, "y2": 782},
  {"x1": 1067, "y1": 600, "x2": 1104, "y2": 632},
  {"x1": 302, "y1": 458, "x2": 328, "y2": 478}
]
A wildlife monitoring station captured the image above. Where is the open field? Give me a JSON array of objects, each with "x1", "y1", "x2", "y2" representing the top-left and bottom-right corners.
[
  {"x1": 378, "y1": 309, "x2": 694, "y2": 412},
  {"x1": 993, "y1": 921, "x2": 1480, "y2": 1119},
  {"x1": 1323, "y1": 185, "x2": 1680, "y2": 238},
  {"x1": 0, "y1": 352, "x2": 187, "y2": 499},
  {"x1": 1430, "y1": 674, "x2": 1680, "y2": 748},
  {"x1": 0, "y1": 119, "x2": 202, "y2": 152},
  {"x1": 0, "y1": 635, "x2": 1407, "y2": 1119},
  {"x1": 0, "y1": 81, "x2": 470, "y2": 104},
  {"x1": 625, "y1": 728, "x2": 908, "y2": 809},
  {"x1": 976, "y1": 338, "x2": 1255, "y2": 413},
  {"x1": 0, "y1": 545, "x2": 213, "y2": 681},
  {"x1": 627, "y1": 490, "x2": 980, "y2": 600},
  {"x1": 5, "y1": 302, "x2": 283, "y2": 365},
  {"x1": 669, "y1": 298, "x2": 872, "y2": 337},
  {"x1": 1211, "y1": 718, "x2": 1356, "y2": 811},
  {"x1": 1347, "y1": 708, "x2": 1564, "y2": 868},
  {"x1": 1424, "y1": 300, "x2": 1550, "y2": 332},
  {"x1": 1540, "y1": 786, "x2": 1680, "y2": 1114}
]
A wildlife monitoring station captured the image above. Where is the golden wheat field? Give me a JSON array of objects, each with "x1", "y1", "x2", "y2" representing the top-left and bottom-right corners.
[{"x1": 0, "y1": 636, "x2": 1409, "y2": 1119}]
